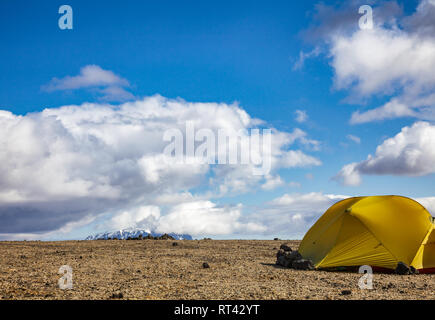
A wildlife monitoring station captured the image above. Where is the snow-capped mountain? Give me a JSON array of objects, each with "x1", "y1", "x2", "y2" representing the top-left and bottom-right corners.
[{"x1": 85, "y1": 228, "x2": 192, "y2": 240}]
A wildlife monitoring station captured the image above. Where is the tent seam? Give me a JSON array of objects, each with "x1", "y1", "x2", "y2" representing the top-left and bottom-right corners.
[
  {"x1": 351, "y1": 213, "x2": 399, "y2": 264},
  {"x1": 317, "y1": 197, "x2": 365, "y2": 267}
]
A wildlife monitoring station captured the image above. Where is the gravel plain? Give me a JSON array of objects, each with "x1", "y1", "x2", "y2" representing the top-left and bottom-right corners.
[{"x1": 0, "y1": 240, "x2": 433, "y2": 300}]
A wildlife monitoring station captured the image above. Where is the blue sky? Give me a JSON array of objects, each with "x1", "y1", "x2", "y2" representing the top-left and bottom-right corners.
[{"x1": 0, "y1": 0, "x2": 434, "y2": 240}]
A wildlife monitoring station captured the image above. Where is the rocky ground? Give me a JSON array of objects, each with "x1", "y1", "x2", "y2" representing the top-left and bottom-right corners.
[{"x1": 0, "y1": 240, "x2": 433, "y2": 300}]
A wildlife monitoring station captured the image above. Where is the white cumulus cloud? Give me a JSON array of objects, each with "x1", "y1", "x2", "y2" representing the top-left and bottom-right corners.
[
  {"x1": 335, "y1": 121, "x2": 435, "y2": 186},
  {"x1": 42, "y1": 65, "x2": 134, "y2": 102},
  {"x1": 333, "y1": 1, "x2": 435, "y2": 123},
  {"x1": 304, "y1": 0, "x2": 435, "y2": 123}
]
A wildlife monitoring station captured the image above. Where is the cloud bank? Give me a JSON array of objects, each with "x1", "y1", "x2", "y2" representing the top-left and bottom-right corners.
[{"x1": 0, "y1": 96, "x2": 321, "y2": 237}]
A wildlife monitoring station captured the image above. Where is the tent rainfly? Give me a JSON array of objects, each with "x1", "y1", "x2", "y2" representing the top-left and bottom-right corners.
[{"x1": 299, "y1": 195, "x2": 435, "y2": 273}]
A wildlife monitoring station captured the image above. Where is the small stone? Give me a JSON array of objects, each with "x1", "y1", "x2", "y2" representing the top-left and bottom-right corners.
[
  {"x1": 202, "y1": 262, "x2": 210, "y2": 268},
  {"x1": 291, "y1": 258, "x2": 314, "y2": 270},
  {"x1": 340, "y1": 290, "x2": 352, "y2": 295},
  {"x1": 279, "y1": 244, "x2": 292, "y2": 252},
  {"x1": 276, "y1": 249, "x2": 303, "y2": 267},
  {"x1": 276, "y1": 255, "x2": 286, "y2": 267},
  {"x1": 395, "y1": 262, "x2": 410, "y2": 275},
  {"x1": 286, "y1": 250, "x2": 302, "y2": 261},
  {"x1": 110, "y1": 292, "x2": 123, "y2": 299},
  {"x1": 276, "y1": 249, "x2": 285, "y2": 259}
]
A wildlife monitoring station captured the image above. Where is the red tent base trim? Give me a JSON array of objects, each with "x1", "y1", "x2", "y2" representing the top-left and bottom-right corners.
[
  {"x1": 316, "y1": 266, "x2": 435, "y2": 274},
  {"x1": 417, "y1": 267, "x2": 435, "y2": 274}
]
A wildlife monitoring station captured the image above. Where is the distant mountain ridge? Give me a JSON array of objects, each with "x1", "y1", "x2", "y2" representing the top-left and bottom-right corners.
[{"x1": 85, "y1": 228, "x2": 192, "y2": 240}]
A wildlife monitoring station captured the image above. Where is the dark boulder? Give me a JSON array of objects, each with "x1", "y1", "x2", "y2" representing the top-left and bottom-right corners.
[
  {"x1": 279, "y1": 244, "x2": 292, "y2": 252},
  {"x1": 340, "y1": 290, "x2": 352, "y2": 296},
  {"x1": 287, "y1": 251, "x2": 302, "y2": 261},
  {"x1": 276, "y1": 249, "x2": 285, "y2": 259},
  {"x1": 395, "y1": 262, "x2": 411, "y2": 275},
  {"x1": 276, "y1": 250, "x2": 303, "y2": 267},
  {"x1": 292, "y1": 259, "x2": 314, "y2": 270},
  {"x1": 276, "y1": 255, "x2": 287, "y2": 267},
  {"x1": 110, "y1": 292, "x2": 124, "y2": 299}
]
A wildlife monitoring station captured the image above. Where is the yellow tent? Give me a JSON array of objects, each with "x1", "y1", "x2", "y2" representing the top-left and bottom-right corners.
[
  {"x1": 299, "y1": 195, "x2": 435, "y2": 272},
  {"x1": 411, "y1": 223, "x2": 435, "y2": 273}
]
